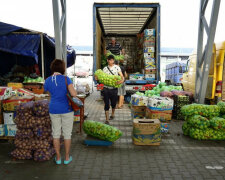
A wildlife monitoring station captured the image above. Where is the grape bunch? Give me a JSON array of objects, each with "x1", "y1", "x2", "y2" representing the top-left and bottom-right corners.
[{"x1": 95, "y1": 69, "x2": 122, "y2": 88}]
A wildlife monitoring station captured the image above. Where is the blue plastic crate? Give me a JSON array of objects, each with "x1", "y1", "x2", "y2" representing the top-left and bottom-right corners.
[
  {"x1": 173, "y1": 74, "x2": 183, "y2": 83},
  {"x1": 174, "y1": 66, "x2": 185, "y2": 74}
]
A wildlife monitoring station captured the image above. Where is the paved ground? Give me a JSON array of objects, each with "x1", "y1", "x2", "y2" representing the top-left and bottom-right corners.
[{"x1": 0, "y1": 91, "x2": 225, "y2": 180}]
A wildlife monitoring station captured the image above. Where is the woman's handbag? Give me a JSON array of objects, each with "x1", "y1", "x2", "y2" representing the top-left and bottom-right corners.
[{"x1": 65, "y1": 77, "x2": 84, "y2": 110}]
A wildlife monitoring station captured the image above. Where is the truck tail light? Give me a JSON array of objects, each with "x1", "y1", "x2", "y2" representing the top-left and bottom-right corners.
[
  {"x1": 133, "y1": 87, "x2": 139, "y2": 90},
  {"x1": 216, "y1": 81, "x2": 222, "y2": 93}
]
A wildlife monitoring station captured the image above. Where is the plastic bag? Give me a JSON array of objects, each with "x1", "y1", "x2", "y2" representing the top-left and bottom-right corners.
[
  {"x1": 160, "y1": 91, "x2": 173, "y2": 98},
  {"x1": 210, "y1": 117, "x2": 225, "y2": 130},
  {"x1": 11, "y1": 148, "x2": 33, "y2": 160},
  {"x1": 33, "y1": 100, "x2": 49, "y2": 117},
  {"x1": 181, "y1": 104, "x2": 220, "y2": 118},
  {"x1": 34, "y1": 147, "x2": 55, "y2": 161},
  {"x1": 15, "y1": 129, "x2": 34, "y2": 139},
  {"x1": 83, "y1": 120, "x2": 122, "y2": 142},
  {"x1": 217, "y1": 101, "x2": 225, "y2": 114},
  {"x1": 76, "y1": 81, "x2": 86, "y2": 94},
  {"x1": 186, "y1": 115, "x2": 210, "y2": 130},
  {"x1": 189, "y1": 128, "x2": 225, "y2": 140},
  {"x1": 33, "y1": 126, "x2": 52, "y2": 139}
]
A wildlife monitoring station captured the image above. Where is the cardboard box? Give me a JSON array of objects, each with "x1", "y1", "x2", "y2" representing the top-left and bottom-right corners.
[
  {"x1": 3, "y1": 112, "x2": 15, "y2": 124},
  {"x1": 145, "y1": 69, "x2": 157, "y2": 74},
  {"x1": 2, "y1": 96, "x2": 34, "y2": 111},
  {"x1": 131, "y1": 94, "x2": 148, "y2": 106},
  {"x1": 145, "y1": 74, "x2": 156, "y2": 81},
  {"x1": 144, "y1": 36, "x2": 155, "y2": 42},
  {"x1": 0, "y1": 124, "x2": 4, "y2": 136},
  {"x1": 129, "y1": 74, "x2": 144, "y2": 80},
  {"x1": 144, "y1": 29, "x2": 156, "y2": 37},
  {"x1": 131, "y1": 106, "x2": 146, "y2": 119},
  {"x1": 133, "y1": 119, "x2": 161, "y2": 145},
  {"x1": 7, "y1": 83, "x2": 23, "y2": 90},
  {"x1": 148, "y1": 97, "x2": 174, "y2": 110},
  {"x1": 0, "y1": 87, "x2": 12, "y2": 100},
  {"x1": 131, "y1": 111, "x2": 146, "y2": 119},
  {"x1": 0, "y1": 101, "x2": 3, "y2": 124},
  {"x1": 4, "y1": 124, "x2": 17, "y2": 136},
  {"x1": 144, "y1": 47, "x2": 155, "y2": 53},
  {"x1": 144, "y1": 58, "x2": 156, "y2": 69},
  {"x1": 144, "y1": 53, "x2": 154, "y2": 59},
  {"x1": 144, "y1": 41, "x2": 155, "y2": 47},
  {"x1": 146, "y1": 108, "x2": 172, "y2": 122}
]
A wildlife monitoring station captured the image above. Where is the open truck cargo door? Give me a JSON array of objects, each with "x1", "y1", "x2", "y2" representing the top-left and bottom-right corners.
[{"x1": 93, "y1": 3, "x2": 160, "y2": 93}]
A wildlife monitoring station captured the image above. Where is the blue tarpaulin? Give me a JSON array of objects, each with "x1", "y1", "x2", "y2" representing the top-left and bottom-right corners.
[
  {"x1": 0, "y1": 22, "x2": 24, "y2": 36},
  {"x1": 0, "y1": 21, "x2": 76, "y2": 77},
  {"x1": 0, "y1": 34, "x2": 40, "y2": 62}
]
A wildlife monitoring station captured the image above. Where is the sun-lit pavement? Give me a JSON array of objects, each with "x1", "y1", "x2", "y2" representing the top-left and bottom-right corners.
[{"x1": 0, "y1": 91, "x2": 225, "y2": 180}]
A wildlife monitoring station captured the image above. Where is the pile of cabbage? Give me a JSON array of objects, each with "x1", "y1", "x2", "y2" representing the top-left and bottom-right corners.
[
  {"x1": 101, "y1": 52, "x2": 125, "y2": 68},
  {"x1": 181, "y1": 102, "x2": 225, "y2": 140},
  {"x1": 95, "y1": 69, "x2": 122, "y2": 88},
  {"x1": 143, "y1": 82, "x2": 183, "y2": 97},
  {"x1": 106, "y1": 52, "x2": 124, "y2": 62}
]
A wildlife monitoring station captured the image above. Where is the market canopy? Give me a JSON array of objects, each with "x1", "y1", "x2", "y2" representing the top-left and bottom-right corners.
[{"x1": 0, "y1": 22, "x2": 76, "y2": 77}]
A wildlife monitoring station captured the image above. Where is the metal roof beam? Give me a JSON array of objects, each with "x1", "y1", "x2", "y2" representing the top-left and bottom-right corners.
[
  {"x1": 99, "y1": 12, "x2": 151, "y2": 15},
  {"x1": 101, "y1": 17, "x2": 148, "y2": 19}
]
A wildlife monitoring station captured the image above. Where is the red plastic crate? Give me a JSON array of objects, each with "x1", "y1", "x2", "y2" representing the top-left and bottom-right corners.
[{"x1": 97, "y1": 84, "x2": 104, "y2": 91}]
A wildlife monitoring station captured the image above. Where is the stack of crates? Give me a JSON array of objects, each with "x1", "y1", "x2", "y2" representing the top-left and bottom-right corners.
[
  {"x1": 143, "y1": 29, "x2": 156, "y2": 81},
  {"x1": 166, "y1": 62, "x2": 186, "y2": 83},
  {"x1": 173, "y1": 95, "x2": 190, "y2": 120}
]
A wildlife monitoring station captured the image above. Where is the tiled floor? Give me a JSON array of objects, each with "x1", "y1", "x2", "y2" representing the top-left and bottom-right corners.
[{"x1": 0, "y1": 91, "x2": 225, "y2": 180}]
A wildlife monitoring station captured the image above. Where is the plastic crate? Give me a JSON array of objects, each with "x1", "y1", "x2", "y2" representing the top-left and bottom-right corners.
[
  {"x1": 174, "y1": 66, "x2": 185, "y2": 74},
  {"x1": 173, "y1": 74, "x2": 183, "y2": 83},
  {"x1": 97, "y1": 84, "x2": 104, "y2": 91},
  {"x1": 84, "y1": 136, "x2": 113, "y2": 146}
]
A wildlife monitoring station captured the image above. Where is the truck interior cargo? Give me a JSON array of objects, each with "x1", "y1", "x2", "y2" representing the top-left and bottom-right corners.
[{"x1": 93, "y1": 3, "x2": 160, "y2": 85}]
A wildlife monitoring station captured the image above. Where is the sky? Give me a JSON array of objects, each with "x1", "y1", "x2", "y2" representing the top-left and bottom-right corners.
[{"x1": 0, "y1": 0, "x2": 224, "y2": 49}]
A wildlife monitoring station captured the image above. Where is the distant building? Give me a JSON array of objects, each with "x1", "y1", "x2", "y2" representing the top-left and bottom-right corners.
[{"x1": 71, "y1": 46, "x2": 194, "y2": 82}]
